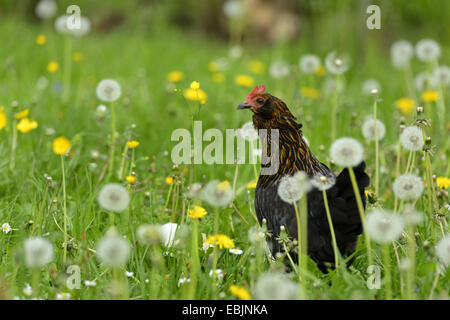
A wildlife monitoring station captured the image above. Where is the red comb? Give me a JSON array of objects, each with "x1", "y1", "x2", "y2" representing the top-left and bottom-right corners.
[{"x1": 245, "y1": 85, "x2": 266, "y2": 101}]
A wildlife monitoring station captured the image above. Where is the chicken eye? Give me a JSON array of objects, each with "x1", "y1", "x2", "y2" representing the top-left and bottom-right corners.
[{"x1": 256, "y1": 98, "x2": 264, "y2": 104}]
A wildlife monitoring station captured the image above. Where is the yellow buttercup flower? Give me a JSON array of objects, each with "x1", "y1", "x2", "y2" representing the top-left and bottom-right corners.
[
  {"x1": 436, "y1": 177, "x2": 450, "y2": 189},
  {"x1": 395, "y1": 97, "x2": 416, "y2": 115},
  {"x1": 47, "y1": 61, "x2": 59, "y2": 73},
  {"x1": 188, "y1": 205, "x2": 208, "y2": 219},
  {"x1": 0, "y1": 111, "x2": 6, "y2": 130},
  {"x1": 127, "y1": 140, "x2": 140, "y2": 148},
  {"x1": 15, "y1": 109, "x2": 29, "y2": 119},
  {"x1": 235, "y1": 74, "x2": 254, "y2": 87},
  {"x1": 212, "y1": 73, "x2": 224, "y2": 83},
  {"x1": 165, "y1": 176, "x2": 174, "y2": 185},
  {"x1": 183, "y1": 88, "x2": 207, "y2": 101},
  {"x1": 167, "y1": 71, "x2": 184, "y2": 83},
  {"x1": 247, "y1": 181, "x2": 257, "y2": 189},
  {"x1": 300, "y1": 87, "x2": 321, "y2": 99},
  {"x1": 53, "y1": 136, "x2": 71, "y2": 155},
  {"x1": 207, "y1": 234, "x2": 235, "y2": 249},
  {"x1": 315, "y1": 65, "x2": 326, "y2": 76},
  {"x1": 421, "y1": 90, "x2": 438, "y2": 102},
  {"x1": 72, "y1": 52, "x2": 84, "y2": 62},
  {"x1": 36, "y1": 34, "x2": 46, "y2": 45},
  {"x1": 249, "y1": 60, "x2": 265, "y2": 75},
  {"x1": 17, "y1": 118, "x2": 38, "y2": 133},
  {"x1": 126, "y1": 175, "x2": 136, "y2": 183},
  {"x1": 229, "y1": 285, "x2": 251, "y2": 300},
  {"x1": 190, "y1": 81, "x2": 200, "y2": 90}
]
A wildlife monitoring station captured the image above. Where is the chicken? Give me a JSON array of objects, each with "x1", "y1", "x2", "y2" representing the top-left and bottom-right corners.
[{"x1": 237, "y1": 85, "x2": 370, "y2": 272}]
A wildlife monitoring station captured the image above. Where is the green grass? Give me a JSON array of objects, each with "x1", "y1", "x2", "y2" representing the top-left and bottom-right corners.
[{"x1": 0, "y1": 13, "x2": 449, "y2": 300}]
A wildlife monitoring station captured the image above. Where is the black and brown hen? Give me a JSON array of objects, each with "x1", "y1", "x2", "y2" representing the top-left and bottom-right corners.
[{"x1": 238, "y1": 85, "x2": 370, "y2": 272}]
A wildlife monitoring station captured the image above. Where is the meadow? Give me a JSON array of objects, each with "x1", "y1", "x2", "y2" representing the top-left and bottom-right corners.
[{"x1": 0, "y1": 1, "x2": 449, "y2": 300}]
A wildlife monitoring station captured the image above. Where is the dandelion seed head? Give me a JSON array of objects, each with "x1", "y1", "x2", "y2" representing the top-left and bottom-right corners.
[
  {"x1": 96, "y1": 234, "x2": 130, "y2": 267},
  {"x1": 299, "y1": 54, "x2": 321, "y2": 74},
  {"x1": 390, "y1": 40, "x2": 414, "y2": 69},
  {"x1": 400, "y1": 126, "x2": 424, "y2": 151},
  {"x1": 223, "y1": 0, "x2": 244, "y2": 19},
  {"x1": 237, "y1": 121, "x2": 258, "y2": 141},
  {"x1": 269, "y1": 60, "x2": 290, "y2": 78},
  {"x1": 202, "y1": 180, "x2": 234, "y2": 207},
  {"x1": 362, "y1": 79, "x2": 381, "y2": 95},
  {"x1": 402, "y1": 206, "x2": 424, "y2": 226},
  {"x1": 361, "y1": 118, "x2": 386, "y2": 141},
  {"x1": 325, "y1": 51, "x2": 350, "y2": 75},
  {"x1": 254, "y1": 273, "x2": 299, "y2": 300},
  {"x1": 310, "y1": 173, "x2": 336, "y2": 191},
  {"x1": 435, "y1": 236, "x2": 450, "y2": 267},
  {"x1": 393, "y1": 174, "x2": 424, "y2": 201},
  {"x1": 24, "y1": 237, "x2": 54, "y2": 268},
  {"x1": 330, "y1": 137, "x2": 364, "y2": 167},
  {"x1": 98, "y1": 183, "x2": 130, "y2": 212},
  {"x1": 96, "y1": 79, "x2": 122, "y2": 102},
  {"x1": 416, "y1": 39, "x2": 441, "y2": 62},
  {"x1": 431, "y1": 65, "x2": 450, "y2": 87},
  {"x1": 137, "y1": 224, "x2": 162, "y2": 245},
  {"x1": 366, "y1": 209, "x2": 404, "y2": 244},
  {"x1": 35, "y1": 0, "x2": 57, "y2": 20}
]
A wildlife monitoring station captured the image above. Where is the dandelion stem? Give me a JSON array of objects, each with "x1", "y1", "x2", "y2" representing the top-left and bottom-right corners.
[
  {"x1": 331, "y1": 74, "x2": 340, "y2": 142},
  {"x1": 31, "y1": 184, "x2": 49, "y2": 236},
  {"x1": 373, "y1": 98, "x2": 380, "y2": 196},
  {"x1": 406, "y1": 224, "x2": 416, "y2": 300},
  {"x1": 108, "y1": 101, "x2": 116, "y2": 177},
  {"x1": 187, "y1": 219, "x2": 200, "y2": 299},
  {"x1": 61, "y1": 155, "x2": 68, "y2": 265},
  {"x1": 118, "y1": 144, "x2": 129, "y2": 181},
  {"x1": 348, "y1": 166, "x2": 372, "y2": 266},
  {"x1": 382, "y1": 244, "x2": 392, "y2": 300},
  {"x1": 10, "y1": 119, "x2": 17, "y2": 170},
  {"x1": 322, "y1": 189, "x2": 339, "y2": 269}
]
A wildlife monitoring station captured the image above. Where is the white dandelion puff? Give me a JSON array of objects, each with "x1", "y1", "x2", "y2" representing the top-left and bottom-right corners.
[
  {"x1": 237, "y1": 121, "x2": 258, "y2": 142},
  {"x1": 324, "y1": 77, "x2": 345, "y2": 94},
  {"x1": 35, "y1": 0, "x2": 57, "y2": 20},
  {"x1": 223, "y1": 0, "x2": 244, "y2": 19},
  {"x1": 229, "y1": 45, "x2": 243, "y2": 60},
  {"x1": 137, "y1": 224, "x2": 162, "y2": 245},
  {"x1": 96, "y1": 79, "x2": 122, "y2": 102},
  {"x1": 392, "y1": 174, "x2": 424, "y2": 201},
  {"x1": 299, "y1": 54, "x2": 321, "y2": 74},
  {"x1": 96, "y1": 234, "x2": 130, "y2": 267},
  {"x1": 70, "y1": 16, "x2": 91, "y2": 38},
  {"x1": 366, "y1": 210, "x2": 404, "y2": 244},
  {"x1": 269, "y1": 60, "x2": 290, "y2": 78},
  {"x1": 310, "y1": 173, "x2": 336, "y2": 191},
  {"x1": 400, "y1": 126, "x2": 424, "y2": 151},
  {"x1": 202, "y1": 180, "x2": 234, "y2": 207},
  {"x1": 435, "y1": 236, "x2": 450, "y2": 267},
  {"x1": 277, "y1": 171, "x2": 310, "y2": 204},
  {"x1": 98, "y1": 183, "x2": 130, "y2": 212},
  {"x1": 390, "y1": 40, "x2": 414, "y2": 69},
  {"x1": 431, "y1": 65, "x2": 450, "y2": 87},
  {"x1": 330, "y1": 137, "x2": 364, "y2": 167},
  {"x1": 254, "y1": 273, "x2": 299, "y2": 300},
  {"x1": 415, "y1": 72, "x2": 433, "y2": 91},
  {"x1": 55, "y1": 15, "x2": 71, "y2": 34},
  {"x1": 416, "y1": 39, "x2": 441, "y2": 62},
  {"x1": 96, "y1": 105, "x2": 108, "y2": 119},
  {"x1": 160, "y1": 222, "x2": 178, "y2": 247},
  {"x1": 325, "y1": 51, "x2": 350, "y2": 75},
  {"x1": 362, "y1": 79, "x2": 381, "y2": 95},
  {"x1": 248, "y1": 226, "x2": 266, "y2": 244},
  {"x1": 361, "y1": 118, "x2": 386, "y2": 141},
  {"x1": 24, "y1": 237, "x2": 54, "y2": 268},
  {"x1": 185, "y1": 182, "x2": 203, "y2": 199},
  {"x1": 402, "y1": 206, "x2": 424, "y2": 226}
]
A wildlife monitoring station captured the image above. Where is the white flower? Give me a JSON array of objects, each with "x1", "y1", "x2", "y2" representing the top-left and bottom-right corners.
[
  {"x1": 435, "y1": 236, "x2": 450, "y2": 266},
  {"x1": 37, "y1": 76, "x2": 48, "y2": 90},
  {"x1": 415, "y1": 72, "x2": 433, "y2": 91},
  {"x1": 96, "y1": 234, "x2": 130, "y2": 267},
  {"x1": 96, "y1": 79, "x2": 122, "y2": 102},
  {"x1": 366, "y1": 209, "x2": 404, "y2": 244},
  {"x1": 137, "y1": 224, "x2": 162, "y2": 245},
  {"x1": 330, "y1": 137, "x2": 364, "y2": 167},
  {"x1": 392, "y1": 174, "x2": 424, "y2": 201},
  {"x1": 398, "y1": 258, "x2": 412, "y2": 272},
  {"x1": 237, "y1": 121, "x2": 258, "y2": 141},
  {"x1": 96, "y1": 105, "x2": 108, "y2": 119},
  {"x1": 35, "y1": 0, "x2": 57, "y2": 20},
  {"x1": 269, "y1": 60, "x2": 290, "y2": 78},
  {"x1": 160, "y1": 222, "x2": 178, "y2": 247},
  {"x1": 209, "y1": 269, "x2": 224, "y2": 279},
  {"x1": 2, "y1": 223, "x2": 11, "y2": 234},
  {"x1": 390, "y1": 40, "x2": 413, "y2": 69},
  {"x1": 202, "y1": 180, "x2": 234, "y2": 207},
  {"x1": 54, "y1": 14, "x2": 91, "y2": 37},
  {"x1": 402, "y1": 206, "x2": 424, "y2": 226},
  {"x1": 223, "y1": 0, "x2": 244, "y2": 19},
  {"x1": 55, "y1": 15, "x2": 71, "y2": 34},
  {"x1": 362, "y1": 79, "x2": 381, "y2": 95},
  {"x1": 361, "y1": 118, "x2": 386, "y2": 141},
  {"x1": 229, "y1": 248, "x2": 243, "y2": 255},
  {"x1": 310, "y1": 173, "x2": 336, "y2": 191},
  {"x1": 229, "y1": 45, "x2": 243, "y2": 60},
  {"x1": 84, "y1": 280, "x2": 97, "y2": 287},
  {"x1": 185, "y1": 183, "x2": 203, "y2": 199},
  {"x1": 400, "y1": 126, "x2": 424, "y2": 151},
  {"x1": 431, "y1": 65, "x2": 450, "y2": 87},
  {"x1": 248, "y1": 227, "x2": 265, "y2": 244},
  {"x1": 416, "y1": 39, "x2": 441, "y2": 62},
  {"x1": 125, "y1": 271, "x2": 134, "y2": 277},
  {"x1": 325, "y1": 51, "x2": 349, "y2": 75},
  {"x1": 23, "y1": 284, "x2": 33, "y2": 296},
  {"x1": 24, "y1": 237, "x2": 54, "y2": 268},
  {"x1": 178, "y1": 277, "x2": 190, "y2": 286},
  {"x1": 254, "y1": 273, "x2": 299, "y2": 300},
  {"x1": 56, "y1": 292, "x2": 71, "y2": 300},
  {"x1": 70, "y1": 16, "x2": 91, "y2": 38},
  {"x1": 98, "y1": 183, "x2": 130, "y2": 212},
  {"x1": 299, "y1": 54, "x2": 321, "y2": 74},
  {"x1": 277, "y1": 171, "x2": 310, "y2": 204},
  {"x1": 324, "y1": 77, "x2": 344, "y2": 94}
]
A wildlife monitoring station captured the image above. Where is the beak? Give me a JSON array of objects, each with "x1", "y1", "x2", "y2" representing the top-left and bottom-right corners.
[{"x1": 237, "y1": 101, "x2": 251, "y2": 110}]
